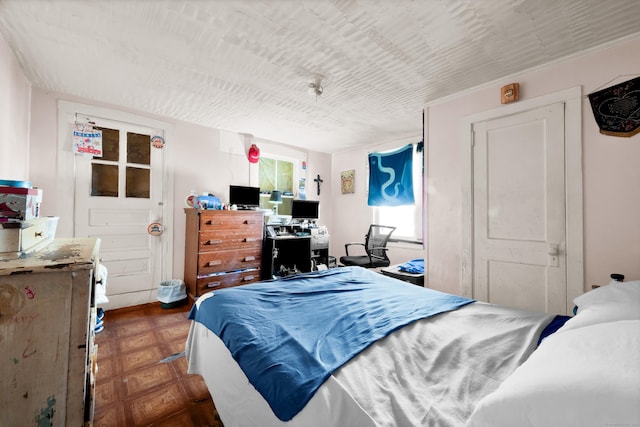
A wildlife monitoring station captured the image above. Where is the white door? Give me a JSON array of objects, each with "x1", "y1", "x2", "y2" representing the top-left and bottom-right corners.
[
  {"x1": 74, "y1": 118, "x2": 166, "y2": 309},
  {"x1": 471, "y1": 103, "x2": 566, "y2": 314}
]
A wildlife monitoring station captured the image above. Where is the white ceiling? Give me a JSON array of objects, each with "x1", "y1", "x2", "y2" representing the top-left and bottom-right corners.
[{"x1": 1, "y1": 0, "x2": 639, "y2": 153}]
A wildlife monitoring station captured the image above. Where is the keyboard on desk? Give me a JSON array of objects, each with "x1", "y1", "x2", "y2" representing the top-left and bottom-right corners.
[{"x1": 275, "y1": 233, "x2": 295, "y2": 239}]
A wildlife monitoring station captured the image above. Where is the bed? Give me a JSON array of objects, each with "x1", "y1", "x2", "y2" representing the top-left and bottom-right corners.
[{"x1": 186, "y1": 267, "x2": 640, "y2": 427}]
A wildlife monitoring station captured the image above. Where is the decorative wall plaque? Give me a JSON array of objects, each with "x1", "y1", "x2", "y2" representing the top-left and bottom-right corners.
[
  {"x1": 341, "y1": 170, "x2": 355, "y2": 194},
  {"x1": 588, "y1": 76, "x2": 640, "y2": 137}
]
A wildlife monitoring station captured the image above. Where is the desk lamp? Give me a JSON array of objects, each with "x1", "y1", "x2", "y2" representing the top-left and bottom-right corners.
[{"x1": 269, "y1": 190, "x2": 282, "y2": 215}]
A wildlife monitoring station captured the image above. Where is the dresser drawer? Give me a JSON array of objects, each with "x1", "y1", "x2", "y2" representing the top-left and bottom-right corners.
[
  {"x1": 197, "y1": 269, "x2": 261, "y2": 293},
  {"x1": 184, "y1": 208, "x2": 264, "y2": 299},
  {"x1": 199, "y1": 213, "x2": 263, "y2": 231},
  {"x1": 199, "y1": 229, "x2": 262, "y2": 252},
  {"x1": 0, "y1": 216, "x2": 58, "y2": 254},
  {"x1": 198, "y1": 248, "x2": 262, "y2": 275}
]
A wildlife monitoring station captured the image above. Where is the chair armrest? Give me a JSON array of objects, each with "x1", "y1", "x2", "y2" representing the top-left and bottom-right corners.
[
  {"x1": 344, "y1": 242, "x2": 365, "y2": 256},
  {"x1": 368, "y1": 247, "x2": 389, "y2": 261}
]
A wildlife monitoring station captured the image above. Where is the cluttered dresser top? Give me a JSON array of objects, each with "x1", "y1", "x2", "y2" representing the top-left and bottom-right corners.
[{"x1": 0, "y1": 237, "x2": 100, "y2": 275}]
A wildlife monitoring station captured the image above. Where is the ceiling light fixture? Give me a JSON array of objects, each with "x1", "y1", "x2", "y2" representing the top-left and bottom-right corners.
[{"x1": 307, "y1": 74, "x2": 325, "y2": 98}]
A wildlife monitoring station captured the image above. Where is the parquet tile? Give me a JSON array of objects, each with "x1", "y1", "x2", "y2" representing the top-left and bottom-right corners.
[{"x1": 94, "y1": 302, "x2": 224, "y2": 427}]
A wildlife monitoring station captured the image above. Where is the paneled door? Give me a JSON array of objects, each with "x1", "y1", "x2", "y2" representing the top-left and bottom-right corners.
[
  {"x1": 74, "y1": 118, "x2": 166, "y2": 309},
  {"x1": 471, "y1": 103, "x2": 566, "y2": 314}
]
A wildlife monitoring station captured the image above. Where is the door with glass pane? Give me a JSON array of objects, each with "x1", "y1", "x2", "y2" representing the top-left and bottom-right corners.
[{"x1": 74, "y1": 119, "x2": 165, "y2": 309}]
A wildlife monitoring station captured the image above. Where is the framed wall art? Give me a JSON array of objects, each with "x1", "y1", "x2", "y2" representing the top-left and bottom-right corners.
[{"x1": 341, "y1": 169, "x2": 355, "y2": 194}]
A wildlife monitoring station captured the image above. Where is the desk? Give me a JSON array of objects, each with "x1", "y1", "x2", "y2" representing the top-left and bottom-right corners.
[{"x1": 262, "y1": 227, "x2": 330, "y2": 279}]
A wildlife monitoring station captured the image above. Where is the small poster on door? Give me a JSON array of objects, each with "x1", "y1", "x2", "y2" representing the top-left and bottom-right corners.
[{"x1": 72, "y1": 122, "x2": 103, "y2": 157}]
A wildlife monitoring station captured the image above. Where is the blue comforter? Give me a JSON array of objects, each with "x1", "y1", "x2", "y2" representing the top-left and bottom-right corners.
[{"x1": 189, "y1": 266, "x2": 473, "y2": 421}]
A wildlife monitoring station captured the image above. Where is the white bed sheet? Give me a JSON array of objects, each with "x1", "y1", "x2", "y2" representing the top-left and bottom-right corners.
[
  {"x1": 466, "y1": 319, "x2": 640, "y2": 427},
  {"x1": 186, "y1": 320, "x2": 377, "y2": 427},
  {"x1": 186, "y1": 302, "x2": 552, "y2": 427}
]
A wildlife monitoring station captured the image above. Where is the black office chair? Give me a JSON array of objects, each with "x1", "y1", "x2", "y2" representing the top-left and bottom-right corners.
[{"x1": 339, "y1": 224, "x2": 396, "y2": 268}]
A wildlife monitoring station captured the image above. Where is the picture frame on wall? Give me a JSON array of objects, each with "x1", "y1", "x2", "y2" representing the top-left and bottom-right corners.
[{"x1": 341, "y1": 170, "x2": 355, "y2": 194}]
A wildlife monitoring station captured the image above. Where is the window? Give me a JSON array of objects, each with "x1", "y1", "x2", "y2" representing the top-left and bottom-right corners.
[
  {"x1": 373, "y1": 143, "x2": 423, "y2": 243},
  {"x1": 258, "y1": 157, "x2": 295, "y2": 214},
  {"x1": 91, "y1": 127, "x2": 151, "y2": 199}
]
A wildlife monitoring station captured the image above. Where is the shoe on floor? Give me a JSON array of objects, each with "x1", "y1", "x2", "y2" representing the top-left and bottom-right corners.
[{"x1": 95, "y1": 317, "x2": 104, "y2": 333}]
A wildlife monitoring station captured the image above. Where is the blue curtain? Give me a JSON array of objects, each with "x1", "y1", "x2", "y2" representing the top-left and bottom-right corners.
[{"x1": 368, "y1": 144, "x2": 414, "y2": 206}]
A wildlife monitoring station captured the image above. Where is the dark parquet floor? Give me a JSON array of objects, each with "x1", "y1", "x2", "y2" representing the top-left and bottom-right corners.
[{"x1": 93, "y1": 302, "x2": 224, "y2": 427}]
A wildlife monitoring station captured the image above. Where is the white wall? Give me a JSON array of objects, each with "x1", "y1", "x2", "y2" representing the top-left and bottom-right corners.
[
  {"x1": 0, "y1": 33, "x2": 31, "y2": 180},
  {"x1": 331, "y1": 37, "x2": 640, "y2": 296},
  {"x1": 3, "y1": 29, "x2": 638, "y2": 299},
  {"x1": 420, "y1": 37, "x2": 639, "y2": 295},
  {"x1": 331, "y1": 136, "x2": 425, "y2": 265},
  {"x1": 26, "y1": 86, "x2": 332, "y2": 282}
]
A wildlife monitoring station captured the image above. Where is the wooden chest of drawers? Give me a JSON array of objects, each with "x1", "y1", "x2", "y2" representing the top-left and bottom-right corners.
[
  {"x1": 184, "y1": 209, "x2": 264, "y2": 298},
  {"x1": 0, "y1": 238, "x2": 99, "y2": 427}
]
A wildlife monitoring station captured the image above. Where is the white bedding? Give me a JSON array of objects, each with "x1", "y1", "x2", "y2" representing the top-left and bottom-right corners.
[
  {"x1": 186, "y1": 301, "x2": 552, "y2": 427},
  {"x1": 466, "y1": 279, "x2": 640, "y2": 427},
  {"x1": 466, "y1": 320, "x2": 640, "y2": 427}
]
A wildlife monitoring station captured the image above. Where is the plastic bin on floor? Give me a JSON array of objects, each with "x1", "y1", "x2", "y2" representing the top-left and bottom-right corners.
[{"x1": 157, "y1": 279, "x2": 187, "y2": 308}]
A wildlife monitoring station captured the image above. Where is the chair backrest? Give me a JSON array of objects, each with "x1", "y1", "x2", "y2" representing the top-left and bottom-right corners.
[{"x1": 365, "y1": 224, "x2": 396, "y2": 261}]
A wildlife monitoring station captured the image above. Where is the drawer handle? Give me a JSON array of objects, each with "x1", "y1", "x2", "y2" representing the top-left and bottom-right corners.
[
  {"x1": 205, "y1": 239, "x2": 223, "y2": 245},
  {"x1": 205, "y1": 220, "x2": 221, "y2": 226},
  {"x1": 243, "y1": 256, "x2": 255, "y2": 262},
  {"x1": 206, "y1": 281, "x2": 223, "y2": 288},
  {"x1": 207, "y1": 260, "x2": 222, "y2": 267},
  {"x1": 243, "y1": 220, "x2": 258, "y2": 225},
  {"x1": 35, "y1": 231, "x2": 43, "y2": 238},
  {"x1": 245, "y1": 237, "x2": 260, "y2": 242},
  {"x1": 242, "y1": 275, "x2": 255, "y2": 281}
]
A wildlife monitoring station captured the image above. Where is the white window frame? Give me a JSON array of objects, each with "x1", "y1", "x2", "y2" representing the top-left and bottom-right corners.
[
  {"x1": 257, "y1": 153, "x2": 302, "y2": 194},
  {"x1": 249, "y1": 141, "x2": 306, "y2": 195},
  {"x1": 258, "y1": 156, "x2": 296, "y2": 193},
  {"x1": 372, "y1": 142, "x2": 423, "y2": 244},
  {"x1": 253, "y1": 146, "x2": 307, "y2": 221}
]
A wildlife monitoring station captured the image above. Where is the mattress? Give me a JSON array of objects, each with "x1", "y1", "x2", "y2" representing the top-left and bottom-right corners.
[{"x1": 187, "y1": 300, "x2": 553, "y2": 426}]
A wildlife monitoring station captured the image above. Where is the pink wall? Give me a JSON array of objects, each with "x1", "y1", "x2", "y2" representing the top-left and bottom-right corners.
[
  {"x1": 423, "y1": 37, "x2": 640, "y2": 294},
  {"x1": 0, "y1": 33, "x2": 31, "y2": 180}
]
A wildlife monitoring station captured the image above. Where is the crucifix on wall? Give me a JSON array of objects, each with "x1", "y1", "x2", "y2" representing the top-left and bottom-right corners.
[{"x1": 313, "y1": 174, "x2": 323, "y2": 195}]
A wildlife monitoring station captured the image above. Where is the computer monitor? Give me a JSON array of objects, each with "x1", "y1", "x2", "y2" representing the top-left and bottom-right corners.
[
  {"x1": 291, "y1": 200, "x2": 319, "y2": 220},
  {"x1": 229, "y1": 185, "x2": 260, "y2": 209}
]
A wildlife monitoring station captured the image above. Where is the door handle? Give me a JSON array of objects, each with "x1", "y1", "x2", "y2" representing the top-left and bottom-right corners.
[{"x1": 548, "y1": 243, "x2": 559, "y2": 267}]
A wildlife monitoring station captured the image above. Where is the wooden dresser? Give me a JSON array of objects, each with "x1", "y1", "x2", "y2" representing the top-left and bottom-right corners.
[
  {"x1": 184, "y1": 209, "x2": 264, "y2": 299},
  {"x1": 0, "y1": 237, "x2": 100, "y2": 427}
]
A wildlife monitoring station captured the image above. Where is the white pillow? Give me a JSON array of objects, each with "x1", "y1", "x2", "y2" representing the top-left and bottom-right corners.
[
  {"x1": 466, "y1": 320, "x2": 640, "y2": 427},
  {"x1": 561, "y1": 280, "x2": 640, "y2": 332},
  {"x1": 574, "y1": 279, "x2": 640, "y2": 312}
]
